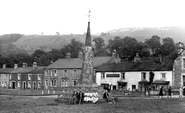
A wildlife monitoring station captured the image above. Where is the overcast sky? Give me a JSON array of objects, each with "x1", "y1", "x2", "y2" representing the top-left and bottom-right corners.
[{"x1": 0, "y1": 0, "x2": 185, "y2": 35}]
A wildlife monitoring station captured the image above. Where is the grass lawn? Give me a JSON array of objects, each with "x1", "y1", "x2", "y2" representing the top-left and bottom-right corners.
[{"x1": 0, "y1": 96, "x2": 185, "y2": 113}]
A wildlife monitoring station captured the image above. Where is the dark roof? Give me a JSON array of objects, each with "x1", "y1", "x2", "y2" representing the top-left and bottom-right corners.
[
  {"x1": 12, "y1": 67, "x2": 34, "y2": 73},
  {"x1": 46, "y1": 56, "x2": 112, "y2": 69},
  {"x1": 96, "y1": 58, "x2": 173, "y2": 72},
  {"x1": 11, "y1": 66, "x2": 46, "y2": 74},
  {"x1": 0, "y1": 68, "x2": 14, "y2": 74},
  {"x1": 28, "y1": 66, "x2": 45, "y2": 74},
  {"x1": 138, "y1": 79, "x2": 149, "y2": 84},
  {"x1": 152, "y1": 80, "x2": 170, "y2": 85}
]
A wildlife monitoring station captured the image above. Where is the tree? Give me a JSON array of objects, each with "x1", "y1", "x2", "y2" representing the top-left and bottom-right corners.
[
  {"x1": 60, "y1": 38, "x2": 84, "y2": 58},
  {"x1": 145, "y1": 35, "x2": 161, "y2": 55},
  {"x1": 121, "y1": 36, "x2": 139, "y2": 57},
  {"x1": 160, "y1": 37, "x2": 176, "y2": 56},
  {"x1": 137, "y1": 42, "x2": 150, "y2": 57},
  {"x1": 31, "y1": 49, "x2": 46, "y2": 66},
  {"x1": 93, "y1": 37, "x2": 109, "y2": 56},
  {"x1": 107, "y1": 36, "x2": 122, "y2": 53}
]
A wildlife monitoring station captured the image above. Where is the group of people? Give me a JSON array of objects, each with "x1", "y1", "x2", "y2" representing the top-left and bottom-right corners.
[
  {"x1": 71, "y1": 91, "x2": 85, "y2": 104},
  {"x1": 158, "y1": 86, "x2": 185, "y2": 98},
  {"x1": 103, "y1": 90, "x2": 116, "y2": 104},
  {"x1": 158, "y1": 86, "x2": 172, "y2": 98},
  {"x1": 71, "y1": 91, "x2": 99, "y2": 104}
]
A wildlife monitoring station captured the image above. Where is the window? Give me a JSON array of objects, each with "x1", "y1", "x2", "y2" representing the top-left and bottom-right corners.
[
  {"x1": 18, "y1": 81, "x2": 21, "y2": 87},
  {"x1": 10, "y1": 74, "x2": 12, "y2": 80},
  {"x1": 28, "y1": 81, "x2": 31, "y2": 88},
  {"x1": 5, "y1": 74, "x2": 7, "y2": 79},
  {"x1": 74, "y1": 70, "x2": 77, "y2": 76},
  {"x1": 38, "y1": 81, "x2": 41, "y2": 89},
  {"x1": 183, "y1": 58, "x2": 185, "y2": 68},
  {"x1": 50, "y1": 79, "x2": 57, "y2": 87},
  {"x1": 28, "y1": 74, "x2": 31, "y2": 80},
  {"x1": 45, "y1": 79, "x2": 48, "y2": 86},
  {"x1": 45, "y1": 70, "x2": 48, "y2": 76},
  {"x1": 64, "y1": 70, "x2": 67, "y2": 76},
  {"x1": 38, "y1": 74, "x2": 41, "y2": 80},
  {"x1": 183, "y1": 76, "x2": 185, "y2": 86},
  {"x1": 141, "y1": 72, "x2": 146, "y2": 80},
  {"x1": 161, "y1": 73, "x2": 166, "y2": 79},
  {"x1": 61, "y1": 80, "x2": 68, "y2": 87},
  {"x1": 74, "y1": 80, "x2": 77, "y2": 86},
  {"x1": 51, "y1": 70, "x2": 57, "y2": 76},
  {"x1": 121, "y1": 73, "x2": 125, "y2": 79},
  {"x1": 4, "y1": 82, "x2": 7, "y2": 87},
  {"x1": 18, "y1": 74, "x2": 21, "y2": 80},
  {"x1": 106, "y1": 74, "x2": 120, "y2": 77},
  {"x1": 101, "y1": 73, "x2": 105, "y2": 79}
]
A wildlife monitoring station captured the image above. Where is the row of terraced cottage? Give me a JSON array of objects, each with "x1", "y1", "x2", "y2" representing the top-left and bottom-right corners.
[{"x1": 0, "y1": 43, "x2": 185, "y2": 92}]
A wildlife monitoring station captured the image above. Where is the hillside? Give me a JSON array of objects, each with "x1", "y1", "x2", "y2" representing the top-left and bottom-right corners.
[
  {"x1": 10, "y1": 26, "x2": 185, "y2": 54},
  {"x1": 105, "y1": 26, "x2": 185, "y2": 42},
  {"x1": 13, "y1": 35, "x2": 114, "y2": 54}
]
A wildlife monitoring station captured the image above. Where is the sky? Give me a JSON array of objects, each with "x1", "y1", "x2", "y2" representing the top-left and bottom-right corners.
[{"x1": 0, "y1": 0, "x2": 185, "y2": 35}]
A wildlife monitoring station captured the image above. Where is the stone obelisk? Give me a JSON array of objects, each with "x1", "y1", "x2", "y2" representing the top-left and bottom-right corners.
[{"x1": 80, "y1": 11, "x2": 95, "y2": 85}]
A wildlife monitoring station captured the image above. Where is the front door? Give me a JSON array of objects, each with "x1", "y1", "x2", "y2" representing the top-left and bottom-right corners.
[
  {"x1": 12, "y1": 82, "x2": 15, "y2": 89},
  {"x1": 33, "y1": 82, "x2": 36, "y2": 90},
  {"x1": 132, "y1": 85, "x2": 136, "y2": 91},
  {"x1": 23, "y1": 81, "x2": 26, "y2": 89}
]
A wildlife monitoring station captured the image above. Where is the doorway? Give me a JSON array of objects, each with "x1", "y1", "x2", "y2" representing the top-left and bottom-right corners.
[
  {"x1": 132, "y1": 85, "x2": 136, "y2": 91},
  {"x1": 33, "y1": 82, "x2": 36, "y2": 90},
  {"x1": 23, "y1": 81, "x2": 26, "y2": 89},
  {"x1": 12, "y1": 82, "x2": 15, "y2": 89}
]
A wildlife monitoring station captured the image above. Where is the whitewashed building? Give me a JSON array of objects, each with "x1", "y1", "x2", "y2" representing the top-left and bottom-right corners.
[{"x1": 96, "y1": 56, "x2": 173, "y2": 91}]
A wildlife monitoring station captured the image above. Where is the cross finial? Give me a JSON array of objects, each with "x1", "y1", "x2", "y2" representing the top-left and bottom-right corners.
[{"x1": 88, "y1": 10, "x2": 91, "y2": 22}]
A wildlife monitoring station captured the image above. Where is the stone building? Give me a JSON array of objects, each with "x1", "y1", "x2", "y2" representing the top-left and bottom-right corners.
[
  {"x1": 96, "y1": 54, "x2": 173, "y2": 91},
  {"x1": 0, "y1": 64, "x2": 13, "y2": 88},
  {"x1": 43, "y1": 53, "x2": 115, "y2": 89},
  {"x1": 173, "y1": 42, "x2": 185, "y2": 90}
]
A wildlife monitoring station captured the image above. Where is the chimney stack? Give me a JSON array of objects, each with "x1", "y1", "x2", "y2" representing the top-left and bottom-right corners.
[
  {"x1": 66, "y1": 53, "x2": 71, "y2": 60},
  {"x1": 22, "y1": 63, "x2": 27, "y2": 68},
  {"x1": 134, "y1": 53, "x2": 141, "y2": 62},
  {"x1": 14, "y1": 64, "x2": 18, "y2": 69},
  {"x1": 33, "y1": 62, "x2": 37, "y2": 67},
  {"x1": 177, "y1": 42, "x2": 184, "y2": 55},
  {"x1": 112, "y1": 49, "x2": 117, "y2": 58},
  {"x1": 2, "y1": 64, "x2": 6, "y2": 69},
  {"x1": 78, "y1": 52, "x2": 83, "y2": 59}
]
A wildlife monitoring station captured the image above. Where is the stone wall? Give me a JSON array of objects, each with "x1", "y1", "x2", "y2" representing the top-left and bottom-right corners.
[{"x1": 173, "y1": 56, "x2": 182, "y2": 89}]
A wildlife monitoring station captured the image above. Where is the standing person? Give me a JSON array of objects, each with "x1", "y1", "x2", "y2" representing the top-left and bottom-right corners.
[
  {"x1": 168, "y1": 87, "x2": 172, "y2": 98},
  {"x1": 103, "y1": 90, "x2": 109, "y2": 102},
  {"x1": 79, "y1": 91, "x2": 84, "y2": 104},
  {"x1": 76, "y1": 91, "x2": 79, "y2": 104},
  {"x1": 179, "y1": 87, "x2": 183, "y2": 98},
  {"x1": 72, "y1": 91, "x2": 77, "y2": 104},
  {"x1": 158, "y1": 86, "x2": 163, "y2": 98}
]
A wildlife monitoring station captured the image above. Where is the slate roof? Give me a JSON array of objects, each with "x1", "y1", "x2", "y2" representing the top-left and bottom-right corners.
[
  {"x1": 96, "y1": 57, "x2": 173, "y2": 72},
  {"x1": 28, "y1": 66, "x2": 46, "y2": 74},
  {"x1": 11, "y1": 67, "x2": 33, "y2": 74},
  {"x1": 46, "y1": 56, "x2": 113, "y2": 69},
  {"x1": 0, "y1": 68, "x2": 14, "y2": 74}
]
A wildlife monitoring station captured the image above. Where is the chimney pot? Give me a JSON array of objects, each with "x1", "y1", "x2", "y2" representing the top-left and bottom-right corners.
[
  {"x1": 14, "y1": 64, "x2": 18, "y2": 69},
  {"x1": 66, "y1": 53, "x2": 71, "y2": 59},
  {"x1": 33, "y1": 62, "x2": 37, "y2": 67},
  {"x1": 22, "y1": 63, "x2": 27, "y2": 68},
  {"x1": 78, "y1": 52, "x2": 83, "y2": 59},
  {"x1": 177, "y1": 42, "x2": 184, "y2": 55},
  {"x1": 134, "y1": 53, "x2": 141, "y2": 62},
  {"x1": 3, "y1": 64, "x2": 6, "y2": 69},
  {"x1": 112, "y1": 49, "x2": 117, "y2": 57}
]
